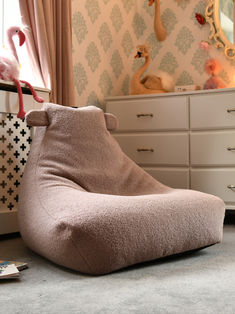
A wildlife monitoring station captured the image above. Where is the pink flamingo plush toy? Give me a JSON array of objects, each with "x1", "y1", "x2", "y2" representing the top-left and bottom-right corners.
[{"x1": 0, "y1": 26, "x2": 44, "y2": 119}]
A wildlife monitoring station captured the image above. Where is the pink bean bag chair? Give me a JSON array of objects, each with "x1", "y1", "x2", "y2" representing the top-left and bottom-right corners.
[{"x1": 18, "y1": 103, "x2": 225, "y2": 275}]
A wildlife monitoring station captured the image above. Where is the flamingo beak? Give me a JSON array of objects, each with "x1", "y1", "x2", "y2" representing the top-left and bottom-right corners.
[{"x1": 18, "y1": 30, "x2": 26, "y2": 46}]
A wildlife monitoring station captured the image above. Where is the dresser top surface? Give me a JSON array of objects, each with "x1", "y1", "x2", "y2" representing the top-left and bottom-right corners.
[{"x1": 105, "y1": 87, "x2": 235, "y2": 102}]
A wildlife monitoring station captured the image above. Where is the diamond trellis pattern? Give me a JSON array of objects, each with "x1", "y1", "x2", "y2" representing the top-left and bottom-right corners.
[
  {"x1": 175, "y1": 26, "x2": 194, "y2": 55},
  {"x1": 176, "y1": 71, "x2": 194, "y2": 85},
  {"x1": 162, "y1": 9, "x2": 178, "y2": 37},
  {"x1": 85, "y1": 42, "x2": 101, "y2": 72},
  {"x1": 159, "y1": 52, "x2": 178, "y2": 74},
  {"x1": 174, "y1": 0, "x2": 189, "y2": 10},
  {"x1": 132, "y1": 13, "x2": 147, "y2": 39},
  {"x1": 121, "y1": 0, "x2": 134, "y2": 14},
  {"x1": 74, "y1": 63, "x2": 88, "y2": 96},
  {"x1": 142, "y1": 1, "x2": 154, "y2": 17},
  {"x1": 85, "y1": 0, "x2": 100, "y2": 24},
  {"x1": 72, "y1": 11, "x2": 88, "y2": 44},
  {"x1": 0, "y1": 114, "x2": 32, "y2": 213},
  {"x1": 72, "y1": 1, "x2": 235, "y2": 107},
  {"x1": 110, "y1": 50, "x2": 124, "y2": 78},
  {"x1": 99, "y1": 70, "x2": 113, "y2": 96},
  {"x1": 87, "y1": 91, "x2": 100, "y2": 107},
  {"x1": 122, "y1": 75, "x2": 130, "y2": 95},
  {"x1": 98, "y1": 23, "x2": 113, "y2": 52},
  {"x1": 191, "y1": 48, "x2": 208, "y2": 75},
  {"x1": 121, "y1": 31, "x2": 134, "y2": 58},
  {"x1": 110, "y1": 5, "x2": 123, "y2": 33},
  {"x1": 147, "y1": 33, "x2": 162, "y2": 59}
]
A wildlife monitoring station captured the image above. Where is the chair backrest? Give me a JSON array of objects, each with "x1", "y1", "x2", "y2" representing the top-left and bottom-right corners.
[{"x1": 25, "y1": 103, "x2": 167, "y2": 196}]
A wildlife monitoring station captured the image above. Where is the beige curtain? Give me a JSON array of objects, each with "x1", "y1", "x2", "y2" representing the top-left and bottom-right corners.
[{"x1": 19, "y1": 0, "x2": 75, "y2": 106}]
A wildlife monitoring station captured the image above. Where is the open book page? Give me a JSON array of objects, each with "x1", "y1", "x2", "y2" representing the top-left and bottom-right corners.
[{"x1": 0, "y1": 264, "x2": 19, "y2": 279}]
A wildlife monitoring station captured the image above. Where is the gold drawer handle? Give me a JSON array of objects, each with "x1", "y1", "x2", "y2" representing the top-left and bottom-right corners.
[
  {"x1": 137, "y1": 148, "x2": 154, "y2": 152},
  {"x1": 227, "y1": 109, "x2": 235, "y2": 113},
  {"x1": 227, "y1": 185, "x2": 235, "y2": 189},
  {"x1": 136, "y1": 113, "x2": 153, "y2": 118},
  {"x1": 227, "y1": 147, "x2": 235, "y2": 151}
]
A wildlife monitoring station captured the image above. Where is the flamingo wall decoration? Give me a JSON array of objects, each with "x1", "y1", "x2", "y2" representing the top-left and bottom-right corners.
[
  {"x1": 149, "y1": 0, "x2": 166, "y2": 42},
  {"x1": 0, "y1": 26, "x2": 44, "y2": 119}
]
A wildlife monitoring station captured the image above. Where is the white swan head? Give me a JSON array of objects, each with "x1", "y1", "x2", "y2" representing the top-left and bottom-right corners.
[{"x1": 134, "y1": 44, "x2": 150, "y2": 59}]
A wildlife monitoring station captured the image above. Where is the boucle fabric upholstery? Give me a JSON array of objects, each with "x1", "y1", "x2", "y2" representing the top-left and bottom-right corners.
[{"x1": 18, "y1": 103, "x2": 225, "y2": 275}]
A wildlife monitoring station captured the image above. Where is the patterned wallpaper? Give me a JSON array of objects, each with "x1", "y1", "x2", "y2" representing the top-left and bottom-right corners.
[{"x1": 72, "y1": 0, "x2": 235, "y2": 108}]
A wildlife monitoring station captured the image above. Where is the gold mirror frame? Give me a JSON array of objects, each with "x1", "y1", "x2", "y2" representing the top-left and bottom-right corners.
[{"x1": 205, "y1": 0, "x2": 235, "y2": 59}]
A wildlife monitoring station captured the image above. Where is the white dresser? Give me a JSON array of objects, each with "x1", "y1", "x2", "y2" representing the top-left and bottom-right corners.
[{"x1": 106, "y1": 88, "x2": 235, "y2": 210}]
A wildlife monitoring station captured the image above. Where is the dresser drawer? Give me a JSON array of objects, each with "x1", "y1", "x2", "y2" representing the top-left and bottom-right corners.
[
  {"x1": 190, "y1": 92, "x2": 235, "y2": 129},
  {"x1": 191, "y1": 168, "x2": 235, "y2": 203},
  {"x1": 191, "y1": 131, "x2": 235, "y2": 166},
  {"x1": 106, "y1": 96, "x2": 188, "y2": 131},
  {"x1": 113, "y1": 133, "x2": 189, "y2": 166},
  {"x1": 144, "y1": 167, "x2": 189, "y2": 189}
]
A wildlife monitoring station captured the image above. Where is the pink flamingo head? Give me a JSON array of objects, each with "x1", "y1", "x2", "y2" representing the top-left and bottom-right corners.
[
  {"x1": 7, "y1": 26, "x2": 25, "y2": 46},
  {"x1": 6, "y1": 26, "x2": 26, "y2": 63}
]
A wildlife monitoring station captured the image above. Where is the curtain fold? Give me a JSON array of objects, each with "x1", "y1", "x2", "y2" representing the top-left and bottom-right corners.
[{"x1": 19, "y1": 0, "x2": 75, "y2": 106}]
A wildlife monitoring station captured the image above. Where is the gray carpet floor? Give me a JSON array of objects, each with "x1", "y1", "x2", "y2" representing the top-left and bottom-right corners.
[{"x1": 0, "y1": 224, "x2": 235, "y2": 314}]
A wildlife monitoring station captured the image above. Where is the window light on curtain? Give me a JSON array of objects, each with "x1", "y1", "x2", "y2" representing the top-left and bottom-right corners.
[
  {"x1": 19, "y1": 0, "x2": 75, "y2": 107},
  {"x1": 0, "y1": 0, "x2": 44, "y2": 87}
]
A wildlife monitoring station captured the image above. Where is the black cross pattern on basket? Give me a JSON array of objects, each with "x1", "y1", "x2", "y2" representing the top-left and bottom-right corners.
[{"x1": 0, "y1": 114, "x2": 32, "y2": 211}]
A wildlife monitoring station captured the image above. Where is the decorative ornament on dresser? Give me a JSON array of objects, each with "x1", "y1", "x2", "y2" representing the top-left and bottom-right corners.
[
  {"x1": 148, "y1": 0, "x2": 166, "y2": 41},
  {"x1": 203, "y1": 58, "x2": 226, "y2": 89},
  {"x1": 130, "y1": 44, "x2": 175, "y2": 95},
  {"x1": 0, "y1": 26, "x2": 44, "y2": 119}
]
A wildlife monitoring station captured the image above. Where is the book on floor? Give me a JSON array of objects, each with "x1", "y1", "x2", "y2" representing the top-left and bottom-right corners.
[
  {"x1": 0, "y1": 260, "x2": 28, "y2": 271},
  {"x1": 0, "y1": 264, "x2": 19, "y2": 279}
]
